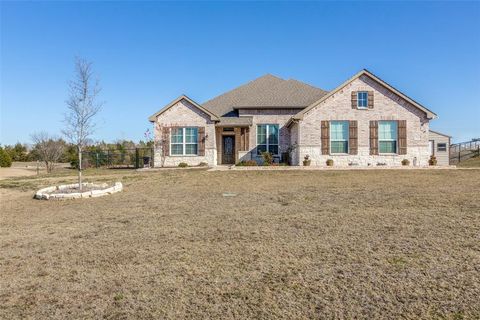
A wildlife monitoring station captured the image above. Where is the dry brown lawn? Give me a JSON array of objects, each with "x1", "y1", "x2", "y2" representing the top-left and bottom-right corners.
[{"x1": 1, "y1": 168, "x2": 479, "y2": 319}]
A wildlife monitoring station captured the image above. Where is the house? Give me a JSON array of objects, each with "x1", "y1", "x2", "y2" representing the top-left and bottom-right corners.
[
  {"x1": 428, "y1": 130, "x2": 451, "y2": 166},
  {"x1": 148, "y1": 69, "x2": 448, "y2": 167}
]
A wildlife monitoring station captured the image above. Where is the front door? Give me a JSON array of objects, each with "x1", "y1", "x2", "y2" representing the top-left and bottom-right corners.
[{"x1": 222, "y1": 136, "x2": 235, "y2": 164}]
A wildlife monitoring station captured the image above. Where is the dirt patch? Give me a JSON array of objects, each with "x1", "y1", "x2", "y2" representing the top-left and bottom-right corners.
[{"x1": 0, "y1": 169, "x2": 479, "y2": 319}]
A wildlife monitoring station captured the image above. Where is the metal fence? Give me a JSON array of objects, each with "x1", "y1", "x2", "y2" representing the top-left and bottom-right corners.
[
  {"x1": 81, "y1": 148, "x2": 154, "y2": 169},
  {"x1": 450, "y1": 140, "x2": 480, "y2": 164}
]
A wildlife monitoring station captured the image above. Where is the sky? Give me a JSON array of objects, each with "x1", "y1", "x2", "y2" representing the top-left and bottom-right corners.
[{"x1": 1, "y1": 1, "x2": 479, "y2": 145}]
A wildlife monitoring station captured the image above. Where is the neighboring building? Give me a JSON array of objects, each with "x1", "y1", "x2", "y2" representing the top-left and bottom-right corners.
[
  {"x1": 428, "y1": 130, "x2": 451, "y2": 166},
  {"x1": 149, "y1": 69, "x2": 449, "y2": 167}
]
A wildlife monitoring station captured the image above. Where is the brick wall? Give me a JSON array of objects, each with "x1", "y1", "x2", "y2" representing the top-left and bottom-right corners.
[
  {"x1": 153, "y1": 99, "x2": 217, "y2": 167},
  {"x1": 297, "y1": 75, "x2": 431, "y2": 166}
]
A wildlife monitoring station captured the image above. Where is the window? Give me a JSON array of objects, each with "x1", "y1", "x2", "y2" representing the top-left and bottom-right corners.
[
  {"x1": 378, "y1": 121, "x2": 397, "y2": 153},
  {"x1": 437, "y1": 143, "x2": 447, "y2": 152},
  {"x1": 357, "y1": 91, "x2": 368, "y2": 108},
  {"x1": 257, "y1": 124, "x2": 279, "y2": 155},
  {"x1": 170, "y1": 127, "x2": 198, "y2": 155},
  {"x1": 330, "y1": 121, "x2": 349, "y2": 153}
]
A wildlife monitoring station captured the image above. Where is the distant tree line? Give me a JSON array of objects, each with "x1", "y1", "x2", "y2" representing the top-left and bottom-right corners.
[{"x1": 0, "y1": 139, "x2": 153, "y2": 169}]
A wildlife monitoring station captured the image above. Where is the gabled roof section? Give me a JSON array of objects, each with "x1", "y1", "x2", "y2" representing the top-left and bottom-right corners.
[
  {"x1": 429, "y1": 130, "x2": 451, "y2": 138},
  {"x1": 148, "y1": 95, "x2": 219, "y2": 122},
  {"x1": 293, "y1": 69, "x2": 437, "y2": 120},
  {"x1": 202, "y1": 74, "x2": 328, "y2": 116}
]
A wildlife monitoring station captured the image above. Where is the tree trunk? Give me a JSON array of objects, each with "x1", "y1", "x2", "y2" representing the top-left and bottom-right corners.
[{"x1": 78, "y1": 146, "x2": 83, "y2": 191}]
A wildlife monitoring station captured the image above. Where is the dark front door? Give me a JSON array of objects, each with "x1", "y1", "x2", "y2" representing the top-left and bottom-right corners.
[{"x1": 222, "y1": 136, "x2": 235, "y2": 164}]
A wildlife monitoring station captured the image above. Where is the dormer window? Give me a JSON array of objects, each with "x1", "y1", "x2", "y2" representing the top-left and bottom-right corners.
[{"x1": 357, "y1": 91, "x2": 368, "y2": 108}]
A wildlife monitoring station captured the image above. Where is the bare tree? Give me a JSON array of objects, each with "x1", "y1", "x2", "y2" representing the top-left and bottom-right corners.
[
  {"x1": 31, "y1": 132, "x2": 65, "y2": 173},
  {"x1": 63, "y1": 57, "x2": 103, "y2": 191}
]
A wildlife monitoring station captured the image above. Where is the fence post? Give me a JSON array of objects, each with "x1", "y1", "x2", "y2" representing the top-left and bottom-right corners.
[{"x1": 135, "y1": 148, "x2": 140, "y2": 169}]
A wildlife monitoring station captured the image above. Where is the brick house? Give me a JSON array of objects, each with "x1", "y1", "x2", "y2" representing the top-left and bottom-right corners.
[{"x1": 148, "y1": 69, "x2": 445, "y2": 167}]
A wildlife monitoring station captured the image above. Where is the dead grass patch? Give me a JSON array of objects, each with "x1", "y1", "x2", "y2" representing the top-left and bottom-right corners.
[{"x1": 0, "y1": 169, "x2": 479, "y2": 319}]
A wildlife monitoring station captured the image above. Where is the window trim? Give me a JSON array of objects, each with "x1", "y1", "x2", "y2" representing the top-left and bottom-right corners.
[
  {"x1": 378, "y1": 120, "x2": 398, "y2": 154},
  {"x1": 170, "y1": 127, "x2": 199, "y2": 156},
  {"x1": 330, "y1": 120, "x2": 349, "y2": 154},
  {"x1": 256, "y1": 124, "x2": 279, "y2": 156},
  {"x1": 357, "y1": 91, "x2": 368, "y2": 109},
  {"x1": 437, "y1": 143, "x2": 447, "y2": 152}
]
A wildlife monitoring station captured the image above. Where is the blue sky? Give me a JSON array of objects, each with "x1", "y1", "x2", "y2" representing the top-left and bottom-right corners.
[{"x1": 1, "y1": 1, "x2": 479, "y2": 145}]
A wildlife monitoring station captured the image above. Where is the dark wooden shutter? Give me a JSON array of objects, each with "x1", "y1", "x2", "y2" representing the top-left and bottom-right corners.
[
  {"x1": 369, "y1": 121, "x2": 378, "y2": 155},
  {"x1": 349, "y1": 120, "x2": 358, "y2": 155},
  {"x1": 321, "y1": 121, "x2": 330, "y2": 155},
  {"x1": 398, "y1": 120, "x2": 407, "y2": 155},
  {"x1": 351, "y1": 91, "x2": 357, "y2": 109},
  {"x1": 368, "y1": 91, "x2": 374, "y2": 109},
  {"x1": 162, "y1": 127, "x2": 170, "y2": 156},
  {"x1": 198, "y1": 127, "x2": 205, "y2": 156}
]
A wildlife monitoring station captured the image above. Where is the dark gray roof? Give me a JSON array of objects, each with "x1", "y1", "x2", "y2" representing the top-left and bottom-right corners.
[{"x1": 202, "y1": 74, "x2": 328, "y2": 117}]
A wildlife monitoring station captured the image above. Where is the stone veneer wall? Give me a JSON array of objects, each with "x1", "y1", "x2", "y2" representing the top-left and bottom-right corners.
[
  {"x1": 289, "y1": 122, "x2": 300, "y2": 165},
  {"x1": 238, "y1": 108, "x2": 299, "y2": 162},
  {"x1": 297, "y1": 75, "x2": 431, "y2": 167},
  {"x1": 153, "y1": 99, "x2": 217, "y2": 167}
]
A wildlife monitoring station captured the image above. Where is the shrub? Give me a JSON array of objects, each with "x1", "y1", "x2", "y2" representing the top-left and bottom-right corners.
[
  {"x1": 261, "y1": 152, "x2": 273, "y2": 165},
  {"x1": 326, "y1": 159, "x2": 334, "y2": 166},
  {"x1": 429, "y1": 155, "x2": 437, "y2": 166},
  {"x1": 178, "y1": 162, "x2": 188, "y2": 168},
  {"x1": 237, "y1": 160, "x2": 257, "y2": 166},
  {"x1": 401, "y1": 159, "x2": 410, "y2": 166},
  {"x1": 0, "y1": 147, "x2": 12, "y2": 167},
  {"x1": 198, "y1": 162, "x2": 208, "y2": 167}
]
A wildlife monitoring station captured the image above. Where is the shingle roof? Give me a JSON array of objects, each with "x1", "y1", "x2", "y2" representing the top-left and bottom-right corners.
[{"x1": 202, "y1": 74, "x2": 328, "y2": 117}]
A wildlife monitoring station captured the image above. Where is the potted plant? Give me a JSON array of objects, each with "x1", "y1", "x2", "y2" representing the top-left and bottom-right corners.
[
  {"x1": 303, "y1": 155, "x2": 311, "y2": 166},
  {"x1": 326, "y1": 159, "x2": 334, "y2": 167},
  {"x1": 401, "y1": 159, "x2": 410, "y2": 166},
  {"x1": 428, "y1": 155, "x2": 437, "y2": 166}
]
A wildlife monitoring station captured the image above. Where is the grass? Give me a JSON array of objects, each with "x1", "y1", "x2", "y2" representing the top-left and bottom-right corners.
[
  {"x1": 1, "y1": 168, "x2": 479, "y2": 319},
  {"x1": 457, "y1": 156, "x2": 480, "y2": 168}
]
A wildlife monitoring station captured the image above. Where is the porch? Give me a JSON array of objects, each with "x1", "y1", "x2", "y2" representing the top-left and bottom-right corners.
[{"x1": 215, "y1": 126, "x2": 250, "y2": 165}]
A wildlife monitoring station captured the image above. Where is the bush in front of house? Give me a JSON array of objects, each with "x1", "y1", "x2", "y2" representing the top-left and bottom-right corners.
[
  {"x1": 236, "y1": 160, "x2": 257, "y2": 166},
  {"x1": 178, "y1": 162, "x2": 188, "y2": 168},
  {"x1": 401, "y1": 159, "x2": 410, "y2": 166},
  {"x1": 428, "y1": 155, "x2": 437, "y2": 166},
  {"x1": 326, "y1": 159, "x2": 334, "y2": 167},
  {"x1": 261, "y1": 152, "x2": 273, "y2": 165},
  {"x1": 0, "y1": 147, "x2": 12, "y2": 167},
  {"x1": 198, "y1": 162, "x2": 208, "y2": 167}
]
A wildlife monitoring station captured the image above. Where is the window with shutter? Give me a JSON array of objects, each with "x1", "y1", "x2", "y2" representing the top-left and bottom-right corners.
[
  {"x1": 170, "y1": 127, "x2": 199, "y2": 156},
  {"x1": 378, "y1": 121, "x2": 397, "y2": 154},
  {"x1": 330, "y1": 121, "x2": 349, "y2": 154}
]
